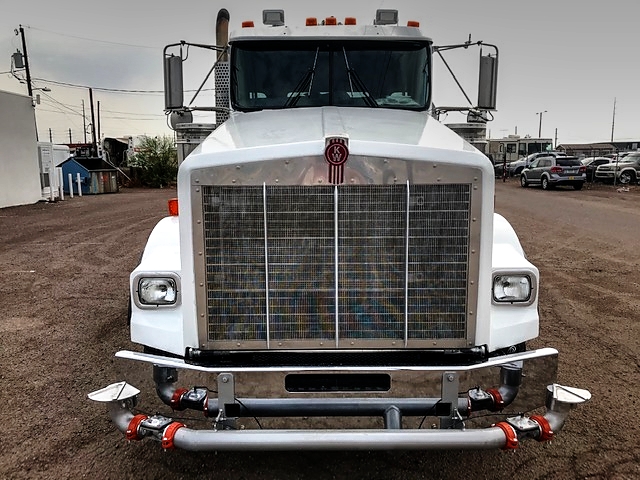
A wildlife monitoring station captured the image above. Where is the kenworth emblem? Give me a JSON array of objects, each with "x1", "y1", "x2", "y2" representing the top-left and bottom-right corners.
[{"x1": 324, "y1": 135, "x2": 349, "y2": 185}]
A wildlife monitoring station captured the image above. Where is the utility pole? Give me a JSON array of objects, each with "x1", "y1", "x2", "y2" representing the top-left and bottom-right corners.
[
  {"x1": 89, "y1": 87, "x2": 97, "y2": 156},
  {"x1": 18, "y1": 25, "x2": 33, "y2": 98},
  {"x1": 49, "y1": 128, "x2": 52, "y2": 143},
  {"x1": 18, "y1": 24, "x2": 40, "y2": 141},
  {"x1": 97, "y1": 100, "x2": 101, "y2": 145},
  {"x1": 68, "y1": 128, "x2": 72, "y2": 143},
  {"x1": 537, "y1": 110, "x2": 547, "y2": 138},
  {"x1": 554, "y1": 128, "x2": 558, "y2": 149},
  {"x1": 82, "y1": 99, "x2": 87, "y2": 143},
  {"x1": 611, "y1": 97, "x2": 616, "y2": 143}
]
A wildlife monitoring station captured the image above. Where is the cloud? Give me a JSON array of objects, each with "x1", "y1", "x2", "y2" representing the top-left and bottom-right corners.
[{"x1": 26, "y1": 35, "x2": 163, "y2": 91}]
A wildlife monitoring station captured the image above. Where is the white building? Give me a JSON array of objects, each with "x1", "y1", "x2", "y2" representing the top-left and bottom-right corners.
[{"x1": 0, "y1": 90, "x2": 42, "y2": 208}]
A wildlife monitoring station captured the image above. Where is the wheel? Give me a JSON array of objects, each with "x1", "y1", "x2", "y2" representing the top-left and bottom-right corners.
[
  {"x1": 618, "y1": 171, "x2": 635, "y2": 185},
  {"x1": 520, "y1": 175, "x2": 529, "y2": 187},
  {"x1": 573, "y1": 182, "x2": 584, "y2": 190},
  {"x1": 541, "y1": 176, "x2": 551, "y2": 190}
]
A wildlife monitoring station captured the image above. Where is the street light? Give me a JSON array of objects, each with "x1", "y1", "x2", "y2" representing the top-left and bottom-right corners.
[{"x1": 537, "y1": 110, "x2": 547, "y2": 138}]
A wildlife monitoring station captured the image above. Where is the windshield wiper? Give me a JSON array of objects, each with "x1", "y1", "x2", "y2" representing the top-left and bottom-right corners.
[
  {"x1": 284, "y1": 48, "x2": 319, "y2": 108},
  {"x1": 342, "y1": 48, "x2": 378, "y2": 108}
]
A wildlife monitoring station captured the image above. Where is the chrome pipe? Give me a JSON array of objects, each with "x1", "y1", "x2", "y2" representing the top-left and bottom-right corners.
[{"x1": 172, "y1": 427, "x2": 508, "y2": 451}]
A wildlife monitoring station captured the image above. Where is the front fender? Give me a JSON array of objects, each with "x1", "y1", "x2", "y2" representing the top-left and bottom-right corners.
[
  {"x1": 489, "y1": 213, "x2": 539, "y2": 351},
  {"x1": 129, "y1": 216, "x2": 186, "y2": 355}
]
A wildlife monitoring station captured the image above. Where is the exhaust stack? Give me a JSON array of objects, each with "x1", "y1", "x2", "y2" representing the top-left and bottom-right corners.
[{"x1": 215, "y1": 8, "x2": 230, "y2": 125}]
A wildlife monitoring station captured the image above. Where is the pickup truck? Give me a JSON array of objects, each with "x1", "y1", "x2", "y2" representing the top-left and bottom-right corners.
[{"x1": 595, "y1": 152, "x2": 640, "y2": 184}]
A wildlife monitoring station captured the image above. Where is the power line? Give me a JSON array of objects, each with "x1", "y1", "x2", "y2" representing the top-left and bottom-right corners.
[
  {"x1": 27, "y1": 25, "x2": 158, "y2": 50},
  {"x1": 40, "y1": 91, "x2": 83, "y2": 116},
  {"x1": 32, "y1": 76, "x2": 214, "y2": 95},
  {"x1": 40, "y1": 98, "x2": 165, "y2": 118},
  {"x1": 98, "y1": 115, "x2": 166, "y2": 121},
  {"x1": 32, "y1": 77, "x2": 164, "y2": 94},
  {"x1": 100, "y1": 109, "x2": 166, "y2": 118}
]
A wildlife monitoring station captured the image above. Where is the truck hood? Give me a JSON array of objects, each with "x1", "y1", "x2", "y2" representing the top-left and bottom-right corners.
[{"x1": 195, "y1": 107, "x2": 476, "y2": 156}]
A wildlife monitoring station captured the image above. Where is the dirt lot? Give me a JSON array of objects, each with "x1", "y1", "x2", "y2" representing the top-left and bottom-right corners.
[{"x1": 1, "y1": 180, "x2": 639, "y2": 480}]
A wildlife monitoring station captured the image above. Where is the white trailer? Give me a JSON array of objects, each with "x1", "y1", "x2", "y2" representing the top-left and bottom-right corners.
[{"x1": 0, "y1": 90, "x2": 41, "y2": 209}]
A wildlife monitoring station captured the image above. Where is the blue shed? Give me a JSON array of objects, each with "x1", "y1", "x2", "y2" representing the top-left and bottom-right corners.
[{"x1": 60, "y1": 157, "x2": 119, "y2": 195}]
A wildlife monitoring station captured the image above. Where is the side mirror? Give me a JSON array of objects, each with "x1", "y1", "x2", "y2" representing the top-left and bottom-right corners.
[
  {"x1": 164, "y1": 53, "x2": 184, "y2": 110},
  {"x1": 477, "y1": 48, "x2": 498, "y2": 110}
]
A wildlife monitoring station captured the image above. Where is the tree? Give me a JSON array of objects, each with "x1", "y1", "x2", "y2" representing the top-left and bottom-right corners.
[{"x1": 128, "y1": 135, "x2": 177, "y2": 188}]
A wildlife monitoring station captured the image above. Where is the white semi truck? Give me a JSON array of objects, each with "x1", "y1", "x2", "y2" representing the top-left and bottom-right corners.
[{"x1": 90, "y1": 8, "x2": 590, "y2": 451}]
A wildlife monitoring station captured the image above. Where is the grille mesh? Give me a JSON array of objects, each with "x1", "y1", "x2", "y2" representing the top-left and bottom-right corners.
[{"x1": 202, "y1": 184, "x2": 471, "y2": 347}]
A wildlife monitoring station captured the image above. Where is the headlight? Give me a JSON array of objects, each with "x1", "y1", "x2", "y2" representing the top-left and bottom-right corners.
[
  {"x1": 138, "y1": 277, "x2": 177, "y2": 305},
  {"x1": 492, "y1": 275, "x2": 532, "y2": 303}
]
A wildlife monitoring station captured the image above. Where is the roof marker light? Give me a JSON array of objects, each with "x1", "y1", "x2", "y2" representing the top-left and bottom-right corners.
[
  {"x1": 407, "y1": 20, "x2": 420, "y2": 27},
  {"x1": 306, "y1": 17, "x2": 318, "y2": 26},
  {"x1": 241, "y1": 20, "x2": 255, "y2": 28},
  {"x1": 325, "y1": 16, "x2": 337, "y2": 26},
  {"x1": 344, "y1": 17, "x2": 357, "y2": 25}
]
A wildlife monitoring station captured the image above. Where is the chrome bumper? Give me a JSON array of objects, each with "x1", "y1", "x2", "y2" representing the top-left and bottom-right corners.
[{"x1": 89, "y1": 347, "x2": 590, "y2": 451}]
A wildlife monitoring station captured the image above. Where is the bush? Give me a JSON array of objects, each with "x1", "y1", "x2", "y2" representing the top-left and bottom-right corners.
[{"x1": 128, "y1": 136, "x2": 177, "y2": 188}]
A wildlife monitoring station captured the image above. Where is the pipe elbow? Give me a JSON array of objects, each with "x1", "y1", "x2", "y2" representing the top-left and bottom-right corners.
[
  {"x1": 153, "y1": 365, "x2": 180, "y2": 406},
  {"x1": 492, "y1": 363, "x2": 523, "y2": 410},
  {"x1": 107, "y1": 401, "x2": 136, "y2": 434}
]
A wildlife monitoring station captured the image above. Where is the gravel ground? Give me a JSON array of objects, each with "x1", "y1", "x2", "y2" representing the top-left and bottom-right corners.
[{"x1": 0, "y1": 180, "x2": 638, "y2": 480}]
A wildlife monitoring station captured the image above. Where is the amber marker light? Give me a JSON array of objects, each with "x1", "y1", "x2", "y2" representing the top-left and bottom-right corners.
[
  {"x1": 407, "y1": 20, "x2": 420, "y2": 27},
  {"x1": 306, "y1": 17, "x2": 318, "y2": 26},
  {"x1": 344, "y1": 17, "x2": 357, "y2": 25},
  {"x1": 168, "y1": 198, "x2": 179, "y2": 216},
  {"x1": 325, "y1": 16, "x2": 337, "y2": 25},
  {"x1": 242, "y1": 20, "x2": 255, "y2": 28}
]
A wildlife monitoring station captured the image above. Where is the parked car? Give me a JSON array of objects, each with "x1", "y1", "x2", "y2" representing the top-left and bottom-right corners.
[
  {"x1": 520, "y1": 155, "x2": 585, "y2": 190},
  {"x1": 581, "y1": 156, "x2": 612, "y2": 182},
  {"x1": 493, "y1": 159, "x2": 508, "y2": 179},
  {"x1": 594, "y1": 152, "x2": 640, "y2": 184},
  {"x1": 604, "y1": 152, "x2": 631, "y2": 162},
  {"x1": 508, "y1": 151, "x2": 567, "y2": 177}
]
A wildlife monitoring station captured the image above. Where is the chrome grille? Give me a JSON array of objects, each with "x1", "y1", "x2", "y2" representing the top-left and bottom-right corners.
[{"x1": 202, "y1": 183, "x2": 471, "y2": 348}]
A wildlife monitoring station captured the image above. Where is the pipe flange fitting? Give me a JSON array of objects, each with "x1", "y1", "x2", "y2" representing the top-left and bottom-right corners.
[
  {"x1": 126, "y1": 414, "x2": 149, "y2": 441},
  {"x1": 494, "y1": 421, "x2": 518, "y2": 450},
  {"x1": 161, "y1": 422, "x2": 186, "y2": 450},
  {"x1": 531, "y1": 415, "x2": 554, "y2": 442},
  {"x1": 170, "y1": 388, "x2": 189, "y2": 410}
]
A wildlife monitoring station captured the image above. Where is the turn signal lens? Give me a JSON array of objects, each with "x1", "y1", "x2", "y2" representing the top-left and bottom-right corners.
[
  {"x1": 242, "y1": 21, "x2": 255, "y2": 28},
  {"x1": 168, "y1": 198, "x2": 178, "y2": 216}
]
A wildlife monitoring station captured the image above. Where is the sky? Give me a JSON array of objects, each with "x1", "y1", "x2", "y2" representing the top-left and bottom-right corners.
[{"x1": 1, "y1": 0, "x2": 638, "y2": 146}]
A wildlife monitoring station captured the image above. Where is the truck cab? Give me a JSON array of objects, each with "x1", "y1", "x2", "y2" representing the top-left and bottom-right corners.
[{"x1": 90, "y1": 8, "x2": 590, "y2": 452}]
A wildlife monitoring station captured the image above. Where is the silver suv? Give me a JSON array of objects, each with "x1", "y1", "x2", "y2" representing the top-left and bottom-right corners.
[
  {"x1": 508, "y1": 151, "x2": 567, "y2": 177},
  {"x1": 594, "y1": 152, "x2": 640, "y2": 184},
  {"x1": 520, "y1": 155, "x2": 585, "y2": 190}
]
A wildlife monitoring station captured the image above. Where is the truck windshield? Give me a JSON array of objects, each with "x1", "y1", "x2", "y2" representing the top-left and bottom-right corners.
[{"x1": 231, "y1": 39, "x2": 431, "y2": 111}]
